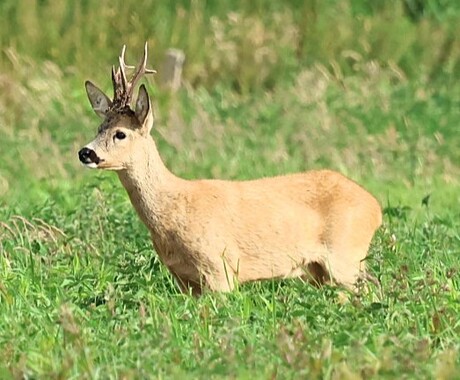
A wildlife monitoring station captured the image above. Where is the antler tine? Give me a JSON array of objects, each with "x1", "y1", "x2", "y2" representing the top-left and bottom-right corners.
[
  {"x1": 143, "y1": 42, "x2": 157, "y2": 75},
  {"x1": 118, "y1": 45, "x2": 135, "y2": 92},
  {"x1": 129, "y1": 42, "x2": 157, "y2": 91},
  {"x1": 111, "y1": 43, "x2": 156, "y2": 109},
  {"x1": 111, "y1": 65, "x2": 122, "y2": 100}
]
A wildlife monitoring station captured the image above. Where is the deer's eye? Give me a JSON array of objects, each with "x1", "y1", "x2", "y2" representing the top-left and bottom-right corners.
[{"x1": 114, "y1": 131, "x2": 126, "y2": 140}]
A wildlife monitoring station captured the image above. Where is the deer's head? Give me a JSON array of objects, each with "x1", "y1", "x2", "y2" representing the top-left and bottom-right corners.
[{"x1": 79, "y1": 43, "x2": 156, "y2": 171}]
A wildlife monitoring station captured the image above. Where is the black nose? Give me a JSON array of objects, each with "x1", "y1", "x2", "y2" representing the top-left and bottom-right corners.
[{"x1": 78, "y1": 147, "x2": 99, "y2": 164}]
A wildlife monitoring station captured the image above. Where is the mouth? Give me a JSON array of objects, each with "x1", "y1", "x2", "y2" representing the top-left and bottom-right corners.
[{"x1": 82, "y1": 162, "x2": 100, "y2": 169}]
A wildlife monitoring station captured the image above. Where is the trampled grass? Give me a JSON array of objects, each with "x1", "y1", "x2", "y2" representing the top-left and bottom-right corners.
[{"x1": 0, "y1": 0, "x2": 460, "y2": 378}]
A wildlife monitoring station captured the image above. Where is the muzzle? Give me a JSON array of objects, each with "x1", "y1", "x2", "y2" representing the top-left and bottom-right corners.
[{"x1": 78, "y1": 147, "x2": 101, "y2": 165}]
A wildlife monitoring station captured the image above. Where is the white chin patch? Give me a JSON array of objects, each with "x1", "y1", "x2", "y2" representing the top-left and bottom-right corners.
[{"x1": 83, "y1": 162, "x2": 98, "y2": 169}]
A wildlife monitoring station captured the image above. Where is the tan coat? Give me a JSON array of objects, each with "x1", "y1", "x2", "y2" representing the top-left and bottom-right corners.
[{"x1": 79, "y1": 45, "x2": 382, "y2": 295}]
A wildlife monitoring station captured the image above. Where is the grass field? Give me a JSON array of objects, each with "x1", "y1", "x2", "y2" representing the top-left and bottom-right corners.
[{"x1": 0, "y1": 0, "x2": 459, "y2": 378}]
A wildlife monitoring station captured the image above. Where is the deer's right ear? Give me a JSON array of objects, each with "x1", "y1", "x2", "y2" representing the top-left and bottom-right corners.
[
  {"x1": 135, "y1": 84, "x2": 154, "y2": 135},
  {"x1": 85, "y1": 81, "x2": 112, "y2": 118}
]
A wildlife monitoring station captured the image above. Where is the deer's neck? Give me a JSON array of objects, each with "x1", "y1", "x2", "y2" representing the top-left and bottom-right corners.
[{"x1": 117, "y1": 137, "x2": 185, "y2": 231}]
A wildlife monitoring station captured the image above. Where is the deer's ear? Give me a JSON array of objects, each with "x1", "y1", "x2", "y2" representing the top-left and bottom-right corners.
[
  {"x1": 85, "y1": 81, "x2": 112, "y2": 118},
  {"x1": 135, "y1": 84, "x2": 154, "y2": 135}
]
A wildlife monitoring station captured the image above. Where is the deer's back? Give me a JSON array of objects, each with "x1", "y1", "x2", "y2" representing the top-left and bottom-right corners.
[{"x1": 188, "y1": 169, "x2": 381, "y2": 230}]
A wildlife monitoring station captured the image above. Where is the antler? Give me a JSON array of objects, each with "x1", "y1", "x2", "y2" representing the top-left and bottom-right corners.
[{"x1": 111, "y1": 42, "x2": 156, "y2": 110}]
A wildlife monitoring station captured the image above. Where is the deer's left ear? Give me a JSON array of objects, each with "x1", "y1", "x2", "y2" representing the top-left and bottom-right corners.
[{"x1": 135, "y1": 84, "x2": 154, "y2": 135}]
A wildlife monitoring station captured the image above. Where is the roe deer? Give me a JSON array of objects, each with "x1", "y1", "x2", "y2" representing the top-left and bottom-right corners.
[{"x1": 78, "y1": 43, "x2": 382, "y2": 296}]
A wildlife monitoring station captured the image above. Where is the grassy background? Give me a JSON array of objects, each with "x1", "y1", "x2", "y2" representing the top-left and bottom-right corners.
[{"x1": 0, "y1": 0, "x2": 459, "y2": 378}]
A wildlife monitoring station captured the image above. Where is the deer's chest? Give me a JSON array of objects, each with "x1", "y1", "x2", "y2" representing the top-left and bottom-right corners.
[{"x1": 149, "y1": 229, "x2": 202, "y2": 283}]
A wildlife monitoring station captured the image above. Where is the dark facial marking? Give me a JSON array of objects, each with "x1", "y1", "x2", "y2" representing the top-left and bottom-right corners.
[
  {"x1": 97, "y1": 108, "x2": 140, "y2": 134},
  {"x1": 78, "y1": 147, "x2": 103, "y2": 165}
]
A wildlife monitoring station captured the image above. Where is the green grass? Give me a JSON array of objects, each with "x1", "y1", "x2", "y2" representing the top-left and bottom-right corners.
[
  {"x1": 1, "y1": 0, "x2": 460, "y2": 378},
  {"x1": 1, "y1": 198, "x2": 459, "y2": 378}
]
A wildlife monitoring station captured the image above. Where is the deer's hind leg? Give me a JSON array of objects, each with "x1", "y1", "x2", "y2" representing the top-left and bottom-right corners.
[
  {"x1": 326, "y1": 252, "x2": 367, "y2": 291},
  {"x1": 322, "y1": 214, "x2": 377, "y2": 291}
]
